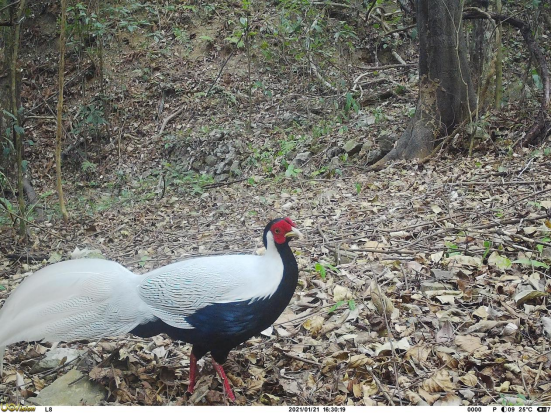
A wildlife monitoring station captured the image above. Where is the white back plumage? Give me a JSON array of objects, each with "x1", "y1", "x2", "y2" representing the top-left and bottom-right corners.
[
  {"x1": 138, "y1": 232, "x2": 284, "y2": 329},
  {"x1": 0, "y1": 259, "x2": 155, "y2": 348}
]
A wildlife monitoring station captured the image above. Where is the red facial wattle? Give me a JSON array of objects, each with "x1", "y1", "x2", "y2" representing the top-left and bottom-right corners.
[{"x1": 270, "y1": 219, "x2": 295, "y2": 244}]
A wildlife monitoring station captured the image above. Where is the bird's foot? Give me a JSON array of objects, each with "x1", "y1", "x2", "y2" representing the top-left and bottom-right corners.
[{"x1": 212, "y1": 361, "x2": 236, "y2": 402}]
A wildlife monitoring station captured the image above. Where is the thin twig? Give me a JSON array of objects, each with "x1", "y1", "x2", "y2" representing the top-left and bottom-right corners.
[
  {"x1": 203, "y1": 177, "x2": 249, "y2": 189},
  {"x1": 383, "y1": 24, "x2": 416, "y2": 36},
  {"x1": 367, "y1": 368, "x2": 395, "y2": 406},
  {"x1": 358, "y1": 63, "x2": 416, "y2": 70},
  {"x1": 277, "y1": 349, "x2": 322, "y2": 367},
  {"x1": 449, "y1": 180, "x2": 551, "y2": 186},
  {"x1": 0, "y1": 0, "x2": 20, "y2": 14}
]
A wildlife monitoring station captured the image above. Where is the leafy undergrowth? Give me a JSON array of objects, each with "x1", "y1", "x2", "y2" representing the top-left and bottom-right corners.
[{"x1": 1, "y1": 149, "x2": 551, "y2": 406}]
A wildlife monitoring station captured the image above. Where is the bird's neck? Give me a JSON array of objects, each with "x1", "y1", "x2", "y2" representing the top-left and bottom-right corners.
[{"x1": 270, "y1": 241, "x2": 299, "y2": 307}]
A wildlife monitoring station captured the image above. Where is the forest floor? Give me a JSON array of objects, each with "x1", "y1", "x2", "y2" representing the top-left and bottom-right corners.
[{"x1": 1, "y1": 0, "x2": 551, "y2": 406}]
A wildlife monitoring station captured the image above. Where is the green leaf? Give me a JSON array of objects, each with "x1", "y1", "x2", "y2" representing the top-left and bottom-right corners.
[
  {"x1": 315, "y1": 263, "x2": 326, "y2": 279},
  {"x1": 482, "y1": 240, "x2": 492, "y2": 260},
  {"x1": 2, "y1": 110, "x2": 17, "y2": 120},
  {"x1": 285, "y1": 164, "x2": 301, "y2": 177},
  {"x1": 532, "y1": 72, "x2": 543, "y2": 90},
  {"x1": 139, "y1": 255, "x2": 150, "y2": 267},
  {"x1": 48, "y1": 251, "x2": 62, "y2": 263},
  {"x1": 489, "y1": 253, "x2": 512, "y2": 270},
  {"x1": 348, "y1": 299, "x2": 356, "y2": 310},
  {"x1": 328, "y1": 300, "x2": 345, "y2": 313},
  {"x1": 445, "y1": 241, "x2": 458, "y2": 250},
  {"x1": 513, "y1": 258, "x2": 549, "y2": 269},
  {"x1": 0, "y1": 198, "x2": 13, "y2": 211},
  {"x1": 325, "y1": 263, "x2": 339, "y2": 273},
  {"x1": 0, "y1": 284, "x2": 5, "y2": 291}
]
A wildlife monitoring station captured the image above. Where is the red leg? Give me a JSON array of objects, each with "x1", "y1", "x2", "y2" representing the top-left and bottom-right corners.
[
  {"x1": 187, "y1": 353, "x2": 197, "y2": 394},
  {"x1": 212, "y1": 360, "x2": 236, "y2": 402}
]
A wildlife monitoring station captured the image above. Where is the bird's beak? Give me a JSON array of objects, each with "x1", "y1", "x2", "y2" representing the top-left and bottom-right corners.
[{"x1": 285, "y1": 227, "x2": 304, "y2": 239}]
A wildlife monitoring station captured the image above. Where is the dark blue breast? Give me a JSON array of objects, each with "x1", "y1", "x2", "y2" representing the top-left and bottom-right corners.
[{"x1": 130, "y1": 296, "x2": 276, "y2": 345}]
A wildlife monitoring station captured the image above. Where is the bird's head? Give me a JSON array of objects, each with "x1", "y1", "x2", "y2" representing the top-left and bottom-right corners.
[{"x1": 263, "y1": 217, "x2": 303, "y2": 247}]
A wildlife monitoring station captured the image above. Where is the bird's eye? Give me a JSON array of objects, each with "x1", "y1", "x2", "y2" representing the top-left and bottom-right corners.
[{"x1": 274, "y1": 228, "x2": 281, "y2": 234}]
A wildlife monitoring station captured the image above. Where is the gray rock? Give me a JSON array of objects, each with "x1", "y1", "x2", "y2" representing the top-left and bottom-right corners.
[
  {"x1": 378, "y1": 136, "x2": 395, "y2": 153},
  {"x1": 293, "y1": 151, "x2": 311, "y2": 167},
  {"x1": 31, "y1": 348, "x2": 86, "y2": 374},
  {"x1": 466, "y1": 124, "x2": 489, "y2": 139},
  {"x1": 28, "y1": 369, "x2": 106, "y2": 406},
  {"x1": 343, "y1": 139, "x2": 363, "y2": 156},
  {"x1": 329, "y1": 156, "x2": 340, "y2": 169},
  {"x1": 215, "y1": 160, "x2": 230, "y2": 174},
  {"x1": 361, "y1": 141, "x2": 374, "y2": 152},
  {"x1": 205, "y1": 155, "x2": 217, "y2": 167},
  {"x1": 357, "y1": 114, "x2": 376, "y2": 127},
  {"x1": 229, "y1": 160, "x2": 241, "y2": 175},
  {"x1": 215, "y1": 173, "x2": 229, "y2": 183},
  {"x1": 366, "y1": 150, "x2": 383, "y2": 165},
  {"x1": 224, "y1": 147, "x2": 236, "y2": 162},
  {"x1": 233, "y1": 140, "x2": 246, "y2": 152},
  {"x1": 214, "y1": 144, "x2": 230, "y2": 156},
  {"x1": 191, "y1": 160, "x2": 203, "y2": 171},
  {"x1": 209, "y1": 130, "x2": 224, "y2": 140},
  {"x1": 326, "y1": 146, "x2": 344, "y2": 159}
]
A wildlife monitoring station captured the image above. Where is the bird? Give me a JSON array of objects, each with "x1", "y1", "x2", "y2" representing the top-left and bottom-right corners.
[{"x1": 0, "y1": 217, "x2": 302, "y2": 402}]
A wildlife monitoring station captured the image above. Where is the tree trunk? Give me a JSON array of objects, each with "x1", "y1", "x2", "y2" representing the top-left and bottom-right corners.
[
  {"x1": 373, "y1": 0, "x2": 476, "y2": 165},
  {"x1": 56, "y1": 0, "x2": 69, "y2": 221},
  {"x1": 494, "y1": 0, "x2": 503, "y2": 109},
  {"x1": 0, "y1": 2, "x2": 8, "y2": 156},
  {"x1": 8, "y1": 0, "x2": 27, "y2": 237},
  {"x1": 470, "y1": 19, "x2": 485, "y2": 92}
]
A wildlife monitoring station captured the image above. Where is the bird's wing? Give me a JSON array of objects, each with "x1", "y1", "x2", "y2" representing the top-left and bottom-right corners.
[
  {"x1": 0, "y1": 259, "x2": 155, "y2": 347},
  {"x1": 137, "y1": 254, "x2": 283, "y2": 329}
]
